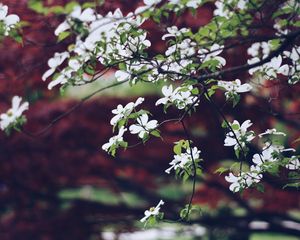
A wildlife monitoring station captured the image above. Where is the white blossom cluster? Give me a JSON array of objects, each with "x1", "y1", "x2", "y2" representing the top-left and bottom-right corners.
[
  {"x1": 0, "y1": 96, "x2": 29, "y2": 133},
  {"x1": 225, "y1": 127, "x2": 300, "y2": 192},
  {"x1": 247, "y1": 41, "x2": 299, "y2": 83},
  {"x1": 224, "y1": 119, "x2": 255, "y2": 151},
  {"x1": 43, "y1": 6, "x2": 151, "y2": 89},
  {"x1": 0, "y1": 3, "x2": 19, "y2": 36},
  {"x1": 30, "y1": 0, "x2": 300, "y2": 224},
  {"x1": 165, "y1": 147, "x2": 201, "y2": 175},
  {"x1": 214, "y1": 0, "x2": 247, "y2": 19},
  {"x1": 102, "y1": 97, "x2": 159, "y2": 155},
  {"x1": 140, "y1": 199, "x2": 164, "y2": 223},
  {"x1": 156, "y1": 85, "x2": 199, "y2": 110},
  {"x1": 218, "y1": 79, "x2": 252, "y2": 102}
]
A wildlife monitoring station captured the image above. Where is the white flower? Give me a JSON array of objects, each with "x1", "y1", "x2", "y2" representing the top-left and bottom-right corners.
[
  {"x1": 135, "y1": 0, "x2": 161, "y2": 14},
  {"x1": 115, "y1": 70, "x2": 131, "y2": 82},
  {"x1": 54, "y1": 21, "x2": 70, "y2": 36},
  {"x1": 225, "y1": 165, "x2": 262, "y2": 192},
  {"x1": 0, "y1": 96, "x2": 29, "y2": 130},
  {"x1": 161, "y1": 26, "x2": 188, "y2": 40},
  {"x1": 129, "y1": 114, "x2": 158, "y2": 139},
  {"x1": 237, "y1": 0, "x2": 247, "y2": 9},
  {"x1": 47, "y1": 68, "x2": 73, "y2": 90},
  {"x1": 248, "y1": 55, "x2": 288, "y2": 78},
  {"x1": 70, "y1": 6, "x2": 96, "y2": 22},
  {"x1": 224, "y1": 120, "x2": 255, "y2": 150},
  {"x1": 42, "y1": 52, "x2": 70, "y2": 81},
  {"x1": 252, "y1": 143, "x2": 295, "y2": 166},
  {"x1": 165, "y1": 147, "x2": 201, "y2": 174},
  {"x1": 218, "y1": 79, "x2": 252, "y2": 99},
  {"x1": 286, "y1": 156, "x2": 300, "y2": 170},
  {"x1": 68, "y1": 59, "x2": 82, "y2": 71},
  {"x1": 144, "y1": 0, "x2": 161, "y2": 6},
  {"x1": 186, "y1": 0, "x2": 202, "y2": 9},
  {"x1": 214, "y1": 1, "x2": 231, "y2": 18},
  {"x1": 258, "y1": 128, "x2": 286, "y2": 138},
  {"x1": 156, "y1": 85, "x2": 198, "y2": 110},
  {"x1": 198, "y1": 44, "x2": 226, "y2": 67},
  {"x1": 140, "y1": 200, "x2": 164, "y2": 223},
  {"x1": 225, "y1": 173, "x2": 241, "y2": 192},
  {"x1": 54, "y1": 6, "x2": 96, "y2": 36},
  {"x1": 110, "y1": 98, "x2": 144, "y2": 126},
  {"x1": 102, "y1": 126, "x2": 127, "y2": 152},
  {"x1": 247, "y1": 42, "x2": 270, "y2": 58},
  {"x1": 0, "y1": 4, "x2": 20, "y2": 35},
  {"x1": 155, "y1": 85, "x2": 174, "y2": 106}
]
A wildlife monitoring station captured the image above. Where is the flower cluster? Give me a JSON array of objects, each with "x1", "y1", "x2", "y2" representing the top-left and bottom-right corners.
[
  {"x1": 102, "y1": 97, "x2": 159, "y2": 155},
  {"x1": 165, "y1": 147, "x2": 201, "y2": 176},
  {"x1": 43, "y1": 6, "x2": 151, "y2": 89},
  {"x1": 218, "y1": 79, "x2": 252, "y2": 106},
  {"x1": 0, "y1": 96, "x2": 29, "y2": 134},
  {"x1": 225, "y1": 165, "x2": 262, "y2": 193},
  {"x1": 214, "y1": 0, "x2": 247, "y2": 19},
  {"x1": 225, "y1": 128, "x2": 299, "y2": 192},
  {"x1": 247, "y1": 41, "x2": 299, "y2": 83},
  {"x1": 101, "y1": 126, "x2": 127, "y2": 155},
  {"x1": 140, "y1": 200, "x2": 164, "y2": 224},
  {"x1": 0, "y1": 4, "x2": 19, "y2": 36},
  {"x1": 224, "y1": 119, "x2": 255, "y2": 152},
  {"x1": 129, "y1": 114, "x2": 158, "y2": 139},
  {"x1": 198, "y1": 44, "x2": 226, "y2": 69},
  {"x1": 110, "y1": 97, "x2": 144, "y2": 127},
  {"x1": 156, "y1": 85, "x2": 199, "y2": 110}
]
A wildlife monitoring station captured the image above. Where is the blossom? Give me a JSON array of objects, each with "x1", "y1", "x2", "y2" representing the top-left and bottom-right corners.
[
  {"x1": 247, "y1": 42, "x2": 270, "y2": 58},
  {"x1": 247, "y1": 55, "x2": 288, "y2": 78},
  {"x1": 135, "y1": 0, "x2": 161, "y2": 14},
  {"x1": 225, "y1": 173, "x2": 241, "y2": 192},
  {"x1": 115, "y1": 70, "x2": 131, "y2": 82},
  {"x1": 258, "y1": 128, "x2": 286, "y2": 138},
  {"x1": 186, "y1": 0, "x2": 203, "y2": 9},
  {"x1": 165, "y1": 147, "x2": 201, "y2": 174},
  {"x1": 54, "y1": 6, "x2": 96, "y2": 36},
  {"x1": 0, "y1": 96, "x2": 29, "y2": 131},
  {"x1": 198, "y1": 44, "x2": 226, "y2": 67},
  {"x1": 102, "y1": 126, "x2": 127, "y2": 152},
  {"x1": 161, "y1": 26, "x2": 188, "y2": 40},
  {"x1": 129, "y1": 114, "x2": 158, "y2": 139},
  {"x1": 42, "y1": 52, "x2": 70, "y2": 81},
  {"x1": 156, "y1": 85, "x2": 198, "y2": 110},
  {"x1": 0, "y1": 4, "x2": 20, "y2": 35},
  {"x1": 252, "y1": 143, "x2": 295, "y2": 166},
  {"x1": 225, "y1": 165, "x2": 262, "y2": 192},
  {"x1": 140, "y1": 200, "x2": 164, "y2": 223},
  {"x1": 214, "y1": 0, "x2": 247, "y2": 18},
  {"x1": 144, "y1": 0, "x2": 162, "y2": 6},
  {"x1": 110, "y1": 97, "x2": 144, "y2": 126},
  {"x1": 224, "y1": 120, "x2": 255, "y2": 150},
  {"x1": 286, "y1": 156, "x2": 300, "y2": 170},
  {"x1": 218, "y1": 79, "x2": 252, "y2": 99},
  {"x1": 166, "y1": 38, "x2": 196, "y2": 57},
  {"x1": 155, "y1": 85, "x2": 174, "y2": 106}
]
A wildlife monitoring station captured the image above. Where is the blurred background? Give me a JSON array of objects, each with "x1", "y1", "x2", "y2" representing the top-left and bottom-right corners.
[{"x1": 0, "y1": 1, "x2": 299, "y2": 239}]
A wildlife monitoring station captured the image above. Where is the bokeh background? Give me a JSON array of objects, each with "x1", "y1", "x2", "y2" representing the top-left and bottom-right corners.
[{"x1": 0, "y1": 1, "x2": 300, "y2": 240}]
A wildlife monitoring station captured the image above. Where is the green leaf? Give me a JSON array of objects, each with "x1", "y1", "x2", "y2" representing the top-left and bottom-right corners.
[
  {"x1": 65, "y1": 2, "x2": 79, "y2": 13},
  {"x1": 82, "y1": 2, "x2": 96, "y2": 9},
  {"x1": 256, "y1": 183, "x2": 265, "y2": 193},
  {"x1": 173, "y1": 144, "x2": 182, "y2": 155},
  {"x1": 214, "y1": 167, "x2": 228, "y2": 175},
  {"x1": 150, "y1": 129, "x2": 161, "y2": 138},
  {"x1": 57, "y1": 31, "x2": 71, "y2": 42},
  {"x1": 231, "y1": 123, "x2": 239, "y2": 130}
]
